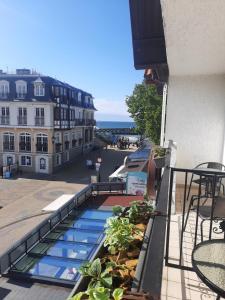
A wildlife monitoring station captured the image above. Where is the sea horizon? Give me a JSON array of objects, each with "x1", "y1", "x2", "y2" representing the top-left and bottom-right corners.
[{"x1": 96, "y1": 120, "x2": 136, "y2": 129}]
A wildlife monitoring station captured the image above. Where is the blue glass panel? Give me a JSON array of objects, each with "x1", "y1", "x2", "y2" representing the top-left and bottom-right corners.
[
  {"x1": 47, "y1": 241, "x2": 96, "y2": 260},
  {"x1": 62, "y1": 218, "x2": 105, "y2": 231},
  {"x1": 57, "y1": 228, "x2": 103, "y2": 244},
  {"x1": 73, "y1": 219, "x2": 105, "y2": 230},
  {"x1": 80, "y1": 210, "x2": 113, "y2": 220},
  {"x1": 28, "y1": 256, "x2": 83, "y2": 281}
]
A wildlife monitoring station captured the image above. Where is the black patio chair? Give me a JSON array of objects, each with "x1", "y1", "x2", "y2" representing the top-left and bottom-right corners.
[
  {"x1": 184, "y1": 162, "x2": 225, "y2": 231},
  {"x1": 198, "y1": 196, "x2": 225, "y2": 241}
]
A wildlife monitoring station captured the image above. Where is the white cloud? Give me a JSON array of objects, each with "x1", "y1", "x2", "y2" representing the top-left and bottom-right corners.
[{"x1": 94, "y1": 98, "x2": 132, "y2": 121}]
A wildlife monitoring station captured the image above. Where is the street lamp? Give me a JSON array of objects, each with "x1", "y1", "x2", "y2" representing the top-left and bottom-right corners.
[{"x1": 95, "y1": 157, "x2": 102, "y2": 182}]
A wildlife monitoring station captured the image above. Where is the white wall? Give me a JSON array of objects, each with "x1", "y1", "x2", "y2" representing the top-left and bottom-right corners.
[
  {"x1": 0, "y1": 101, "x2": 53, "y2": 128},
  {"x1": 165, "y1": 75, "x2": 225, "y2": 172}
]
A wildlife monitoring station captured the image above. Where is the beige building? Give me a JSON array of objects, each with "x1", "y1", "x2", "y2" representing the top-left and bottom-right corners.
[{"x1": 0, "y1": 69, "x2": 96, "y2": 174}]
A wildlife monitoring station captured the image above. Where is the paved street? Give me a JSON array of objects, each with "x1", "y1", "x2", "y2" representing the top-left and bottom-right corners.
[{"x1": 0, "y1": 146, "x2": 134, "y2": 255}]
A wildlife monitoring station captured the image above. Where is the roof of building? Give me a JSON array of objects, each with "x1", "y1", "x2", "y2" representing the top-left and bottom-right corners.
[{"x1": 0, "y1": 70, "x2": 95, "y2": 109}]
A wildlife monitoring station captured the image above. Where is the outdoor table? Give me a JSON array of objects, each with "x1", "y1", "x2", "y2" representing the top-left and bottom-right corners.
[
  {"x1": 192, "y1": 239, "x2": 225, "y2": 300},
  {"x1": 190, "y1": 167, "x2": 225, "y2": 198}
]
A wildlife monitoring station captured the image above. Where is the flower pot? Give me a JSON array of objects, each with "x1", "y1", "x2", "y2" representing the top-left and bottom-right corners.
[{"x1": 153, "y1": 156, "x2": 166, "y2": 169}]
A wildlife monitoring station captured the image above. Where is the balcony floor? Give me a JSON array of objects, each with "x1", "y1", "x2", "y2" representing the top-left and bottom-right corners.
[{"x1": 161, "y1": 212, "x2": 219, "y2": 299}]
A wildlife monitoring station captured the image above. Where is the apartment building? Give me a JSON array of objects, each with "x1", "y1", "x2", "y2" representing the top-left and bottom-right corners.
[{"x1": 0, "y1": 69, "x2": 96, "y2": 174}]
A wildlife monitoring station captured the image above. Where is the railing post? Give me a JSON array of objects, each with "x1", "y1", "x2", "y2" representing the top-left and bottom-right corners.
[{"x1": 165, "y1": 168, "x2": 174, "y2": 265}]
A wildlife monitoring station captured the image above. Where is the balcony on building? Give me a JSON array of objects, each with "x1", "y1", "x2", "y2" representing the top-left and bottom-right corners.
[
  {"x1": 36, "y1": 143, "x2": 48, "y2": 153},
  {"x1": 35, "y1": 117, "x2": 45, "y2": 127},
  {"x1": 85, "y1": 119, "x2": 96, "y2": 126},
  {"x1": 0, "y1": 115, "x2": 10, "y2": 125},
  {"x1": 3, "y1": 142, "x2": 14, "y2": 152},
  {"x1": 55, "y1": 143, "x2": 62, "y2": 153},
  {"x1": 18, "y1": 116, "x2": 27, "y2": 126},
  {"x1": 19, "y1": 142, "x2": 31, "y2": 152}
]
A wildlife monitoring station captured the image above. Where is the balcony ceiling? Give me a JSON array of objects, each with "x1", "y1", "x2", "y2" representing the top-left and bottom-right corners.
[{"x1": 161, "y1": 0, "x2": 225, "y2": 76}]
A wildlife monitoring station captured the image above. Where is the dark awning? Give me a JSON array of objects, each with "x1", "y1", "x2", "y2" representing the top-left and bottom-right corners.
[{"x1": 129, "y1": 0, "x2": 168, "y2": 81}]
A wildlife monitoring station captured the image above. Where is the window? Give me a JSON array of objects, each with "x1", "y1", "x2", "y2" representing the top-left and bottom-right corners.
[
  {"x1": 18, "y1": 107, "x2": 27, "y2": 125},
  {"x1": 3, "y1": 133, "x2": 14, "y2": 151},
  {"x1": 64, "y1": 88, "x2": 67, "y2": 96},
  {"x1": 78, "y1": 92, "x2": 82, "y2": 102},
  {"x1": 0, "y1": 80, "x2": 9, "y2": 98},
  {"x1": 35, "y1": 108, "x2": 45, "y2": 126},
  {"x1": 34, "y1": 84, "x2": 45, "y2": 96},
  {"x1": 64, "y1": 133, "x2": 70, "y2": 150},
  {"x1": 60, "y1": 108, "x2": 64, "y2": 120},
  {"x1": 21, "y1": 155, "x2": 31, "y2": 166},
  {"x1": 16, "y1": 80, "x2": 27, "y2": 98},
  {"x1": 7, "y1": 156, "x2": 13, "y2": 165},
  {"x1": 54, "y1": 86, "x2": 60, "y2": 96},
  {"x1": 34, "y1": 77, "x2": 45, "y2": 96},
  {"x1": 72, "y1": 132, "x2": 77, "y2": 148},
  {"x1": 40, "y1": 158, "x2": 46, "y2": 170},
  {"x1": 54, "y1": 107, "x2": 60, "y2": 120},
  {"x1": 0, "y1": 107, "x2": 10, "y2": 125},
  {"x1": 19, "y1": 133, "x2": 31, "y2": 152},
  {"x1": 36, "y1": 134, "x2": 48, "y2": 152}
]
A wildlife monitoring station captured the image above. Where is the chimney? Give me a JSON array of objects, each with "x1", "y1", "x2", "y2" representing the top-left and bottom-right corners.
[{"x1": 16, "y1": 69, "x2": 31, "y2": 75}]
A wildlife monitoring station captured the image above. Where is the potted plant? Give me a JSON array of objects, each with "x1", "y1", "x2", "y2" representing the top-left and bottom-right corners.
[{"x1": 152, "y1": 146, "x2": 167, "y2": 168}]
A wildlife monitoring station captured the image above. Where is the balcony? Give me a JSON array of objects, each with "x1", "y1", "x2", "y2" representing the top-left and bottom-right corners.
[
  {"x1": 55, "y1": 143, "x2": 62, "y2": 153},
  {"x1": 3, "y1": 142, "x2": 14, "y2": 152},
  {"x1": 36, "y1": 143, "x2": 48, "y2": 153},
  {"x1": 18, "y1": 116, "x2": 27, "y2": 126},
  {"x1": 35, "y1": 117, "x2": 45, "y2": 127},
  {"x1": 75, "y1": 119, "x2": 85, "y2": 126},
  {"x1": 19, "y1": 142, "x2": 31, "y2": 152},
  {"x1": 85, "y1": 119, "x2": 96, "y2": 126},
  {"x1": 0, "y1": 116, "x2": 10, "y2": 125}
]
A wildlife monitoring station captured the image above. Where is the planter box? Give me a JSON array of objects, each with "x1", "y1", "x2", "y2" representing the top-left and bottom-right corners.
[{"x1": 153, "y1": 156, "x2": 166, "y2": 169}]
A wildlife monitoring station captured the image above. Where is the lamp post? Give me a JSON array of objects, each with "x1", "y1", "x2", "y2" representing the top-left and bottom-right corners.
[{"x1": 96, "y1": 157, "x2": 102, "y2": 182}]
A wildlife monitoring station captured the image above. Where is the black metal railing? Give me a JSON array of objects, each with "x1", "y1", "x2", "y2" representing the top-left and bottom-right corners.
[
  {"x1": 36, "y1": 143, "x2": 48, "y2": 153},
  {"x1": 3, "y1": 142, "x2": 14, "y2": 152},
  {"x1": 0, "y1": 182, "x2": 126, "y2": 274},
  {"x1": 19, "y1": 142, "x2": 31, "y2": 152},
  {"x1": 0, "y1": 116, "x2": 10, "y2": 125},
  {"x1": 138, "y1": 145, "x2": 172, "y2": 297},
  {"x1": 18, "y1": 116, "x2": 27, "y2": 126},
  {"x1": 165, "y1": 167, "x2": 225, "y2": 271},
  {"x1": 55, "y1": 143, "x2": 62, "y2": 153},
  {"x1": 35, "y1": 117, "x2": 45, "y2": 126}
]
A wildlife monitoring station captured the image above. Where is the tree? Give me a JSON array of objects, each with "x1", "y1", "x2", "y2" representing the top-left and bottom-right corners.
[{"x1": 125, "y1": 83, "x2": 162, "y2": 144}]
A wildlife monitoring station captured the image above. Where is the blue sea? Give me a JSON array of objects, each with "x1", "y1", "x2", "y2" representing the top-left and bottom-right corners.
[{"x1": 96, "y1": 121, "x2": 136, "y2": 129}]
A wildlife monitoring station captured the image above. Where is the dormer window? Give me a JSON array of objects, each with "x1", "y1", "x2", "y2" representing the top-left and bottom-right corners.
[
  {"x1": 34, "y1": 77, "x2": 45, "y2": 96},
  {"x1": 0, "y1": 80, "x2": 9, "y2": 99},
  {"x1": 78, "y1": 92, "x2": 82, "y2": 102},
  {"x1": 16, "y1": 80, "x2": 27, "y2": 98}
]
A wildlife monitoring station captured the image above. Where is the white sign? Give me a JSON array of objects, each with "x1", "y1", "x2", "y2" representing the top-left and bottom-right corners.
[{"x1": 126, "y1": 172, "x2": 147, "y2": 196}]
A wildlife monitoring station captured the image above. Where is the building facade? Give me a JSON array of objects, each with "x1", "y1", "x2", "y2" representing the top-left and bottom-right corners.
[{"x1": 0, "y1": 69, "x2": 96, "y2": 174}]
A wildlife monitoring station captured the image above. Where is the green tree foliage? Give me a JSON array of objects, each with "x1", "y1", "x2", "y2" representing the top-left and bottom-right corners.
[{"x1": 126, "y1": 83, "x2": 162, "y2": 144}]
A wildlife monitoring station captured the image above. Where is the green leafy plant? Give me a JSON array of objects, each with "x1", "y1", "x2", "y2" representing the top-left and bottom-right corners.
[
  {"x1": 153, "y1": 146, "x2": 166, "y2": 158},
  {"x1": 70, "y1": 287, "x2": 124, "y2": 300},
  {"x1": 127, "y1": 200, "x2": 154, "y2": 224},
  {"x1": 112, "y1": 206, "x2": 123, "y2": 216},
  {"x1": 104, "y1": 217, "x2": 141, "y2": 261},
  {"x1": 79, "y1": 258, "x2": 113, "y2": 289}
]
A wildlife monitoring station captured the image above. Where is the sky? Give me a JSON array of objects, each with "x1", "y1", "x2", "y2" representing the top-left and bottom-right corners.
[{"x1": 0, "y1": 0, "x2": 143, "y2": 121}]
